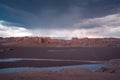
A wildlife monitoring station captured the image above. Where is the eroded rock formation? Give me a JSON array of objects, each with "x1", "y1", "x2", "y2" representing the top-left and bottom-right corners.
[{"x1": 0, "y1": 37, "x2": 120, "y2": 47}]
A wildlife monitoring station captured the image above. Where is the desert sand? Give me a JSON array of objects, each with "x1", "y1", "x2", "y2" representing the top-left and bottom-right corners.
[
  {"x1": 0, "y1": 37, "x2": 120, "y2": 80},
  {"x1": 0, "y1": 59, "x2": 120, "y2": 80}
]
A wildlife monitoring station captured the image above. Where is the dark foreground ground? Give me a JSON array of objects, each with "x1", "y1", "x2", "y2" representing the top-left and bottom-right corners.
[
  {"x1": 0, "y1": 59, "x2": 120, "y2": 80},
  {"x1": 1, "y1": 47, "x2": 120, "y2": 60},
  {"x1": 0, "y1": 47, "x2": 120, "y2": 68},
  {"x1": 0, "y1": 47, "x2": 120, "y2": 80}
]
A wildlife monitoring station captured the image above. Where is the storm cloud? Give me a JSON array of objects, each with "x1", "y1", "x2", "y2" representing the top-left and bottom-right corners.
[{"x1": 0, "y1": 0, "x2": 120, "y2": 38}]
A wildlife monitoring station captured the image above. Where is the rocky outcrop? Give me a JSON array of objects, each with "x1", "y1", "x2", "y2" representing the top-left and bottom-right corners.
[
  {"x1": 0, "y1": 37, "x2": 120, "y2": 47},
  {"x1": 97, "y1": 59, "x2": 120, "y2": 73}
]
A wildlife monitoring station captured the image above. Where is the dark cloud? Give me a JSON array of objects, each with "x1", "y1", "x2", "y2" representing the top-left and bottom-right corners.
[{"x1": 0, "y1": 0, "x2": 120, "y2": 29}]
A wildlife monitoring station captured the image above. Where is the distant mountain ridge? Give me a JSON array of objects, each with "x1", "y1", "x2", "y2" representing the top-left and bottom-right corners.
[{"x1": 0, "y1": 37, "x2": 120, "y2": 47}]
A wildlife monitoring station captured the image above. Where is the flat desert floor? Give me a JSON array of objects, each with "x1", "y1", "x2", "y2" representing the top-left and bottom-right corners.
[{"x1": 0, "y1": 47, "x2": 120, "y2": 80}]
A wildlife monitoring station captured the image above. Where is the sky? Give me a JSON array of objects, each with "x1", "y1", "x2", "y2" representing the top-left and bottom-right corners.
[{"x1": 0, "y1": 0, "x2": 120, "y2": 39}]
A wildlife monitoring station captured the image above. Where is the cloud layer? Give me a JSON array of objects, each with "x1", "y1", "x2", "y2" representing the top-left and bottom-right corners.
[
  {"x1": 0, "y1": 0, "x2": 120, "y2": 29},
  {"x1": 31, "y1": 13, "x2": 120, "y2": 39},
  {"x1": 0, "y1": 20, "x2": 32, "y2": 37},
  {"x1": 0, "y1": 13, "x2": 120, "y2": 39},
  {"x1": 0, "y1": 0, "x2": 120, "y2": 38}
]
